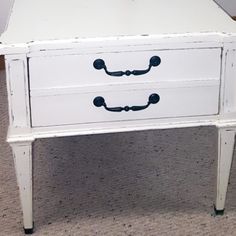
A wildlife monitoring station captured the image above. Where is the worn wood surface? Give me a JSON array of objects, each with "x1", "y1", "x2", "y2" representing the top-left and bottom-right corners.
[
  {"x1": 0, "y1": 56, "x2": 4, "y2": 70},
  {"x1": 0, "y1": 0, "x2": 236, "y2": 45},
  {"x1": 216, "y1": 127, "x2": 236, "y2": 210},
  {"x1": 5, "y1": 55, "x2": 31, "y2": 127},
  {"x1": 10, "y1": 141, "x2": 33, "y2": 230},
  {"x1": 2, "y1": 1, "x2": 236, "y2": 232},
  {"x1": 29, "y1": 48, "x2": 221, "y2": 89}
]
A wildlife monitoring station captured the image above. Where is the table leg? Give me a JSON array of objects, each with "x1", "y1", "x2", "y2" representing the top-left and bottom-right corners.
[
  {"x1": 10, "y1": 141, "x2": 34, "y2": 234},
  {"x1": 215, "y1": 127, "x2": 235, "y2": 215}
]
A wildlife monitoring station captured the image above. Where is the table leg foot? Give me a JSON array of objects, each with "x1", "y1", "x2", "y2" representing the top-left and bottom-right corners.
[
  {"x1": 214, "y1": 205, "x2": 225, "y2": 216},
  {"x1": 24, "y1": 227, "x2": 34, "y2": 234}
]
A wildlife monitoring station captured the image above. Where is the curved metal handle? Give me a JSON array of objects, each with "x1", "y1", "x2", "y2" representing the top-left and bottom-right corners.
[
  {"x1": 93, "y1": 93, "x2": 160, "y2": 112},
  {"x1": 93, "y1": 56, "x2": 161, "y2": 77}
]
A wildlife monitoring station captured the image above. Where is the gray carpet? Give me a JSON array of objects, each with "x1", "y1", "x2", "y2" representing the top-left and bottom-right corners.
[{"x1": 0, "y1": 69, "x2": 236, "y2": 236}]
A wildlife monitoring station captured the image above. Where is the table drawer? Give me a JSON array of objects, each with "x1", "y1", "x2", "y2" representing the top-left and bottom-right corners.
[
  {"x1": 30, "y1": 81, "x2": 219, "y2": 127},
  {"x1": 29, "y1": 48, "x2": 221, "y2": 90}
]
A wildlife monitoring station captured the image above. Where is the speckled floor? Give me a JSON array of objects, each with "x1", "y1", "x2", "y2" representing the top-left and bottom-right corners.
[{"x1": 0, "y1": 69, "x2": 236, "y2": 236}]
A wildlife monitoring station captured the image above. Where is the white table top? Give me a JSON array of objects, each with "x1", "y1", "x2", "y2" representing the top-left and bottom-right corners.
[{"x1": 0, "y1": 0, "x2": 235, "y2": 45}]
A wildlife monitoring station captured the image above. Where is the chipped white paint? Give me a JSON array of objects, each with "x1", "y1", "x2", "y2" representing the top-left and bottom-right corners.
[
  {"x1": 29, "y1": 48, "x2": 221, "y2": 89},
  {"x1": 5, "y1": 55, "x2": 31, "y2": 127},
  {"x1": 223, "y1": 48, "x2": 236, "y2": 113},
  {"x1": 30, "y1": 81, "x2": 220, "y2": 127},
  {"x1": 216, "y1": 127, "x2": 236, "y2": 210},
  {"x1": 10, "y1": 141, "x2": 34, "y2": 230},
  {"x1": 0, "y1": 0, "x2": 236, "y2": 233},
  {"x1": 1, "y1": 0, "x2": 236, "y2": 45}
]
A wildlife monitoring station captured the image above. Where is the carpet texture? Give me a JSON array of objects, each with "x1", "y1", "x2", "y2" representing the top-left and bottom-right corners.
[{"x1": 0, "y1": 69, "x2": 236, "y2": 236}]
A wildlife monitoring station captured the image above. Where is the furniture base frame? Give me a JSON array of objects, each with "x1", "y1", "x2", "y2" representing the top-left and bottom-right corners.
[{"x1": 8, "y1": 123, "x2": 236, "y2": 232}]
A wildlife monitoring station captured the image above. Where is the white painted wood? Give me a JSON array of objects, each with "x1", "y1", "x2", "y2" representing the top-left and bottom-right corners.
[
  {"x1": 0, "y1": 34, "x2": 226, "y2": 56},
  {"x1": 30, "y1": 79, "x2": 219, "y2": 96},
  {"x1": 223, "y1": 49, "x2": 236, "y2": 113},
  {"x1": 28, "y1": 41, "x2": 224, "y2": 57},
  {"x1": 30, "y1": 81, "x2": 219, "y2": 127},
  {"x1": 10, "y1": 141, "x2": 33, "y2": 230},
  {"x1": 5, "y1": 55, "x2": 31, "y2": 128},
  {"x1": 7, "y1": 117, "x2": 217, "y2": 143},
  {"x1": 0, "y1": 0, "x2": 236, "y2": 46},
  {"x1": 218, "y1": 46, "x2": 227, "y2": 116},
  {"x1": 7, "y1": 116, "x2": 236, "y2": 143},
  {"x1": 1, "y1": 0, "x2": 236, "y2": 232},
  {"x1": 216, "y1": 127, "x2": 236, "y2": 210},
  {"x1": 29, "y1": 48, "x2": 221, "y2": 89}
]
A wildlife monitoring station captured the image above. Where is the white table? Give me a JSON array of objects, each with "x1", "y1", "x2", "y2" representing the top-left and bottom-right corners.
[{"x1": 0, "y1": 0, "x2": 236, "y2": 234}]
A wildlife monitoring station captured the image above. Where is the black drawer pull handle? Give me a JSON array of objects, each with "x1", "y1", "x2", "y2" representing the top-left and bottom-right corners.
[
  {"x1": 93, "y1": 93, "x2": 160, "y2": 112},
  {"x1": 93, "y1": 56, "x2": 161, "y2": 77}
]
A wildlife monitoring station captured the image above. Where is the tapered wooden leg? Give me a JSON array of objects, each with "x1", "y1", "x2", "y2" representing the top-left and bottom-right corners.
[
  {"x1": 215, "y1": 127, "x2": 235, "y2": 214},
  {"x1": 10, "y1": 141, "x2": 34, "y2": 234}
]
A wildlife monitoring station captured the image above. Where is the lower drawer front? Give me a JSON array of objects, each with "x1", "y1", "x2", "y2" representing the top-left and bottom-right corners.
[{"x1": 31, "y1": 84, "x2": 219, "y2": 127}]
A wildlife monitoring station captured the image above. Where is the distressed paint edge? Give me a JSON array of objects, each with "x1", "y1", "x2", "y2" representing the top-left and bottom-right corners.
[
  {"x1": 4, "y1": 119, "x2": 222, "y2": 143},
  {"x1": 5, "y1": 55, "x2": 31, "y2": 128},
  {"x1": 7, "y1": 116, "x2": 236, "y2": 143},
  {"x1": 0, "y1": 32, "x2": 235, "y2": 55}
]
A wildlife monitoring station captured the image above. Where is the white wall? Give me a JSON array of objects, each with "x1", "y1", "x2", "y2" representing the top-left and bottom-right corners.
[{"x1": 0, "y1": 0, "x2": 13, "y2": 34}]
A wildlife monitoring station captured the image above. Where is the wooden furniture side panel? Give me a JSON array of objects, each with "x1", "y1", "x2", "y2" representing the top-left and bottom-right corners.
[
  {"x1": 223, "y1": 49, "x2": 236, "y2": 114},
  {"x1": 5, "y1": 55, "x2": 31, "y2": 128}
]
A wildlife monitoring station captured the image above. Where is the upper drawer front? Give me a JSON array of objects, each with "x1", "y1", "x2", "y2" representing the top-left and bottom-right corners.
[{"x1": 29, "y1": 48, "x2": 221, "y2": 89}]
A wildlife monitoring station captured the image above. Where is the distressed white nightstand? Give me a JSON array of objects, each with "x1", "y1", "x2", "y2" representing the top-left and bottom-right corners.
[{"x1": 1, "y1": 0, "x2": 236, "y2": 234}]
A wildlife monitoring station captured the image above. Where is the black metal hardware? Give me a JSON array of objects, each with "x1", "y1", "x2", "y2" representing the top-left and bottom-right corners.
[
  {"x1": 93, "y1": 93, "x2": 160, "y2": 112},
  {"x1": 23, "y1": 222, "x2": 34, "y2": 234},
  {"x1": 213, "y1": 205, "x2": 225, "y2": 216},
  {"x1": 24, "y1": 227, "x2": 34, "y2": 234},
  {"x1": 93, "y1": 56, "x2": 161, "y2": 77}
]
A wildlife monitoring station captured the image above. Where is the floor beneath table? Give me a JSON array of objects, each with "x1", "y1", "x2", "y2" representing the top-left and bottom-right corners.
[{"x1": 0, "y1": 69, "x2": 236, "y2": 236}]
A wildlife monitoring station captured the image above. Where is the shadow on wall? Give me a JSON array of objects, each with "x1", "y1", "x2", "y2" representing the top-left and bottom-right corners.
[
  {"x1": 214, "y1": 0, "x2": 236, "y2": 17},
  {"x1": 0, "y1": 0, "x2": 14, "y2": 34},
  {"x1": 0, "y1": 0, "x2": 14, "y2": 70}
]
